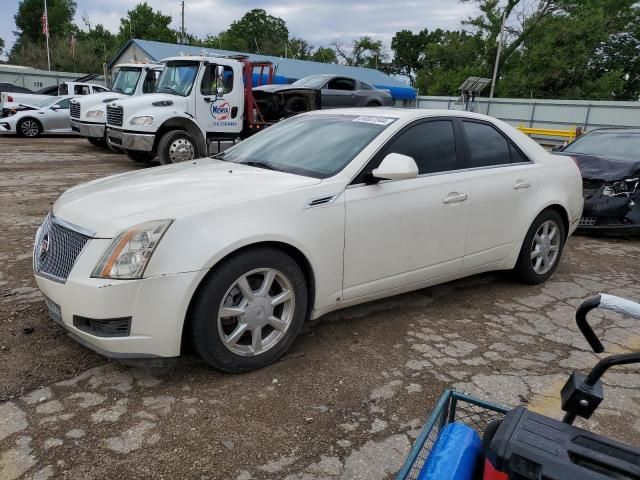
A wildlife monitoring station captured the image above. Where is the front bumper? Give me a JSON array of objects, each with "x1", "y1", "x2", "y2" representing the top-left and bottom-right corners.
[
  {"x1": 0, "y1": 121, "x2": 15, "y2": 133},
  {"x1": 34, "y1": 237, "x2": 205, "y2": 358},
  {"x1": 106, "y1": 127, "x2": 155, "y2": 152},
  {"x1": 70, "y1": 119, "x2": 105, "y2": 138}
]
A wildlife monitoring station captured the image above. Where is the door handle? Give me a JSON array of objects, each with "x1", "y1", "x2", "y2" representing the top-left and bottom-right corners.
[
  {"x1": 513, "y1": 180, "x2": 531, "y2": 190},
  {"x1": 442, "y1": 193, "x2": 468, "y2": 204}
]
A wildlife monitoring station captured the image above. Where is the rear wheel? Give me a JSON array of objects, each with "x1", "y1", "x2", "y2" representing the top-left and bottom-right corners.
[
  {"x1": 125, "y1": 149, "x2": 155, "y2": 163},
  {"x1": 157, "y1": 130, "x2": 198, "y2": 165},
  {"x1": 190, "y1": 247, "x2": 308, "y2": 372},
  {"x1": 17, "y1": 118, "x2": 41, "y2": 138},
  {"x1": 365, "y1": 101, "x2": 381, "y2": 107},
  {"x1": 513, "y1": 209, "x2": 566, "y2": 284}
]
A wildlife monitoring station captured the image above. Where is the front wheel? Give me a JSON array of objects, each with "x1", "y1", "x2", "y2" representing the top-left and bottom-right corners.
[
  {"x1": 17, "y1": 118, "x2": 41, "y2": 138},
  {"x1": 157, "y1": 130, "x2": 198, "y2": 164},
  {"x1": 513, "y1": 209, "x2": 566, "y2": 284},
  {"x1": 125, "y1": 149, "x2": 155, "y2": 163},
  {"x1": 190, "y1": 247, "x2": 308, "y2": 372}
]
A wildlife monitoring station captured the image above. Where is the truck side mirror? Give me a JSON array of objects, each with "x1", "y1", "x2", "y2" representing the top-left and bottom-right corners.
[{"x1": 215, "y1": 65, "x2": 225, "y2": 97}]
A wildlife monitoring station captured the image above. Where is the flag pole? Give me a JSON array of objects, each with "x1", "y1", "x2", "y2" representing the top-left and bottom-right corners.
[{"x1": 44, "y1": 0, "x2": 51, "y2": 71}]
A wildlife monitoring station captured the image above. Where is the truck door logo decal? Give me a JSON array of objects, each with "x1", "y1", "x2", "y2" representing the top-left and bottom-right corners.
[{"x1": 210, "y1": 100, "x2": 230, "y2": 121}]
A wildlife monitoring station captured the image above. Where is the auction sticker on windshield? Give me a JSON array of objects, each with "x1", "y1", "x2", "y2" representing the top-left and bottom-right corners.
[{"x1": 353, "y1": 116, "x2": 397, "y2": 126}]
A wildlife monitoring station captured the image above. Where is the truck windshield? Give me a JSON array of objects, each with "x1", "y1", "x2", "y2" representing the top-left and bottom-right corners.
[
  {"x1": 156, "y1": 61, "x2": 199, "y2": 96},
  {"x1": 219, "y1": 114, "x2": 397, "y2": 179},
  {"x1": 111, "y1": 67, "x2": 142, "y2": 95}
]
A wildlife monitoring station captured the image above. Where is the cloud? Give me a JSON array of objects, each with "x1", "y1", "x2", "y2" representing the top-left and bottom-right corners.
[{"x1": 1, "y1": 0, "x2": 479, "y2": 58}]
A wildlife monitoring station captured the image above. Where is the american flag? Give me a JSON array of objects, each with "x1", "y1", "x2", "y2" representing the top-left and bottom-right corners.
[{"x1": 41, "y1": 11, "x2": 49, "y2": 38}]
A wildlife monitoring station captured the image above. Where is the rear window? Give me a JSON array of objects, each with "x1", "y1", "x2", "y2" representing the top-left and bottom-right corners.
[{"x1": 563, "y1": 131, "x2": 640, "y2": 161}]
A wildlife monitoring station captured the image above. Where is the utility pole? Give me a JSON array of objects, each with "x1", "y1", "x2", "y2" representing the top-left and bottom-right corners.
[
  {"x1": 489, "y1": 10, "x2": 507, "y2": 100},
  {"x1": 180, "y1": 1, "x2": 185, "y2": 44}
]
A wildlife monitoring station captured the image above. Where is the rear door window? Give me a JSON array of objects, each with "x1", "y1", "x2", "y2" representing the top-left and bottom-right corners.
[{"x1": 462, "y1": 121, "x2": 513, "y2": 167}]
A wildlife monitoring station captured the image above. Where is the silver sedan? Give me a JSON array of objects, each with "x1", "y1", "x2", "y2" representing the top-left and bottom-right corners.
[{"x1": 0, "y1": 95, "x2": 76, "y2": 137}]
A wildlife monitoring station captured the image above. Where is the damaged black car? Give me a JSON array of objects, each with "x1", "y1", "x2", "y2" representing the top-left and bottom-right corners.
[{"x1": 554, "y1": 128, "x2": 640, "y2": 235}]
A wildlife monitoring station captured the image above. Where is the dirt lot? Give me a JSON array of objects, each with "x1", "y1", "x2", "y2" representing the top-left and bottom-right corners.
[{"x1": 1, "y1": 136, "x2": 639, "y2": 480}]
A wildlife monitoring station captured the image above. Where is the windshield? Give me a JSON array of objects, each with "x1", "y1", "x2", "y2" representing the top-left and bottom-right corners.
[
  {"x1": 37, "y1": 96, "x2": 63, "y2": 107},
  {"x1": 292, "y1": 75, "x2": 329, "y2": 88},
  {"x1": 156, "y1": 61, "x2": 199, "y2": 96},
  {"x1": 563, "y1": 131, "x2": 640, "y2": 161},
  {"x1": 111, "y1": 67, "x2": 142, "y2": 95},
  {"x1": 219, "y1": 114, "x2": 396, "y2": 178}
]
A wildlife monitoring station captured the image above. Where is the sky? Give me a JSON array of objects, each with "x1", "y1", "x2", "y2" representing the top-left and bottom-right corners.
[{"x1": 0, "y1": 0, "x2": 479, "y2": 59}]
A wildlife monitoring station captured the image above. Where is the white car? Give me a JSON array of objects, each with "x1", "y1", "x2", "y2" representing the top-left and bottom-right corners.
[
  {"x1": 0, "y1": 95, "x2": 75, "y2": 137},
  {"x1": 33, "y1": 108, "x2": 583, "y2": 372}
]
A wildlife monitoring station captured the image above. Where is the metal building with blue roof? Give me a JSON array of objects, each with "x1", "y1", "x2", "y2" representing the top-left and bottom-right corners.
[{"x1": 108, "y1": 39, "x2": 416, "y2": 101}]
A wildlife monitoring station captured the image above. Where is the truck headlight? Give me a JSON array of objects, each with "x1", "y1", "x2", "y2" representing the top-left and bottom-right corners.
[
  {"x1": 130, "y1": 116, "x2": 154, "y2": 126},
  {"x1": 91, "y1": 220, "x2": 172, "y2": 279},
  {"x1": 86, "y1": 109, "x2": 104, "y2": 118},
  {"x1": 602, "y1": 178, "x2": 639, "y2": 197}
]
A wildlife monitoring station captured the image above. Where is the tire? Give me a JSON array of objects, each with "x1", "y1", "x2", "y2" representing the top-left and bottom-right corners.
[
  {"x1": 106, "y1": 140, "x2": 124, "y2": 154},
  {"x1": 17, "y1": 118, "x2": 42, "y2": 138},
  {"x1": 87, "y1": 137, "x2": 105, "y2": 147},
  {"x1": 125, "y1": 149, "x2": 155, "y2": 163},
  {"x1": 513, "y1": 209, "x2": 566, "y2": 284},
  {"x1": 365, "y1": 101, "x2": 381, "y2": 107},
  {"x1": 157, "y1": 130, "x2": 198, "y2": 165},
  {"x1": 190, "y1": 247, "x2": 308, "y2": 372}
]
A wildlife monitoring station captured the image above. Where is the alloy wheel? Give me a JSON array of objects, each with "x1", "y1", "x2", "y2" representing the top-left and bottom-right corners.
[
  {"x1": 217, "y1": 268, "x2": 295, "y2": 357},
  {"x1": 530, "y1": 220, "x2": 561, "y2": 275},
  {"x1": 21, "y1": 120, "x2": 39, "y2": 137}
]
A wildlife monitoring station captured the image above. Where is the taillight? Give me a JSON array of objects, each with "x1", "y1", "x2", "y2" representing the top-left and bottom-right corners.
[{"x1": 7, "y1": 95, "x2": 13, "y2": 102}]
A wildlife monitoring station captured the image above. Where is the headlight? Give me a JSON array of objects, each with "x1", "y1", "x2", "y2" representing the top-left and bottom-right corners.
[
  {"x1": 130, "y1": 116, "x2": 154, "y2": 126},
  {"x1": 91, "y1": 220, "x2": 172, "y2": 279},
  {"x1": 602, "y1": 178, "x2": 639, "y2": 197},
  {"x1": 86, "y1": 109, "x2": 104, "y2": 118}
]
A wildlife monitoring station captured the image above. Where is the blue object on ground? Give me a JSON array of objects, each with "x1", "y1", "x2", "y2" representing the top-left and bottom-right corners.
[{"x1": 416, "y1": 422, "x2": 482, "y2": 480}]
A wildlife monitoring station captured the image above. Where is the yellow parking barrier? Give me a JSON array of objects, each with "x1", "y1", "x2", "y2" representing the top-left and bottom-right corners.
[{"x1": 517, "y1": 124, "x2": 581, "y2": 143}]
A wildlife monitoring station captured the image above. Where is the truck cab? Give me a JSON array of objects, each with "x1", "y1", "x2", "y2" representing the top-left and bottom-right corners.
[
  {"x1": 105, "y1": 55, "x2": 276, "y2": 164},
  {"x1": 70, "y1": 63, "x2": 162, "y2": 148}
]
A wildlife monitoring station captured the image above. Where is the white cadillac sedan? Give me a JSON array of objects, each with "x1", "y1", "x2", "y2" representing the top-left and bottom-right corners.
[{"x1": 33, "y1": 109, "x2": 583, "y2": 372}]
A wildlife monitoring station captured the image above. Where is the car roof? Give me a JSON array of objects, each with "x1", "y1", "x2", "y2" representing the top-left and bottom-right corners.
[
  {"x1": 586, "y1": 127, "x2": 640, "y2": 134},
  {"x1": 305, "y1": 107, "x2": 499, "y2": 122}
]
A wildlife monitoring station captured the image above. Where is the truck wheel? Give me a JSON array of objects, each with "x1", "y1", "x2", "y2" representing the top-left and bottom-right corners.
[
  {"x1": 17, "y1": 118, "x2": 42, "y2": 138},
  {"x1": 157, "y1": 130, "x2": 198, "y2": 164},
  {"x1": 87, "y1": 137, "x2": 105, "y2": 147},
  {"x1": 107, "y1": 142, "x2": 124, "y2": 154},
  {"x1": 125, "y1": 150, "x2": 155, "y2": 163}
]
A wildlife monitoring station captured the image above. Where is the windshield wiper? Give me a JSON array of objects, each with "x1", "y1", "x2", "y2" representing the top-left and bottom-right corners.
[
  {"x1": 157, "y1": 86, "x2": 180, "y2": 95},
  {"x1": 112, "y1": 87, "x2": 123, "y2": 93},
  {"x1": 238, "y1": 160, "x2": 282, "y2": 172}
]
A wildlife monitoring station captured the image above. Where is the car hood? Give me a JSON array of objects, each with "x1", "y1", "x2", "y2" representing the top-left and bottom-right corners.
[
  {"x1": 557, "y1": 152, "x2": 640, "y2": 181},
  {"x1": 53, "y1": 159, "x2": 321, "y2": 237}
]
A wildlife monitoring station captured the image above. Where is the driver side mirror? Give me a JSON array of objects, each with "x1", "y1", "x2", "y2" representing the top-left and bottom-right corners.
[
  {"x1": 372, "y1": 153, "x2": 419, "y2": 181},
  {"x1": 551, "y1": 144, "x2": 564, "y2": 152},
  {"x1": 50, "y1": 105, "x2": 60, "y2": 111},
  {"x1": 214, "y1": 65, "x2": 225, "y2": 97}
]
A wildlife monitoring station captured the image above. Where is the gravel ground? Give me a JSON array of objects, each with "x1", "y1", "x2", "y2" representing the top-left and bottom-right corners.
[{"x1": 1, "y1": 136, "x2": 639, "y2": 480}]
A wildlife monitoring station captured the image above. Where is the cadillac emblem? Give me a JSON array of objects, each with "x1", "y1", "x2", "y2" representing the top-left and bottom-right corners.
[{"x1": 39, "y1": 233, "x2": 50, "y2": 261}]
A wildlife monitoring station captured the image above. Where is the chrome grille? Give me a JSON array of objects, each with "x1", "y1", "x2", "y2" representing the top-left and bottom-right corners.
[
  {"x1": 579, "y1": 217, "x2": 597, "y2": 226},
  {"x1": 70, "y1": 102, "x2": 80, "y2": 119},
  {"x1": 106, "y1": 105, "x2": 123, "y2": 127},
  {"x1": 33, "y1": 214, "x2": 91, "y2": 283}
]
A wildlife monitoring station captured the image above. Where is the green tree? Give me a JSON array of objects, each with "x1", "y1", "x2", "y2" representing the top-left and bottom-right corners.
[
  {"x1": 286, "y1": 37, "x2": 311, "y2": 59},
  {"x1": 13, "y1": 0, "x2": 76, "y2": 43},
  {"x1": 334, "y1": 36, "x2": 387, "y2": 68},
  {"x1": 220, "y1": 9, "x2": 289, "y2": 56},
  {"x1": 390, "y1": 29, "x2": 429, "y2": 85},
  {"x1": 118, "y1": 2, "x2": 176, "y2": 44},
  {"x1": 0, "y1": 37, "x2": 4, "y2": 57},
  {"x1": 310, "y1": 46, "x2": 337, "y2": 64}
]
